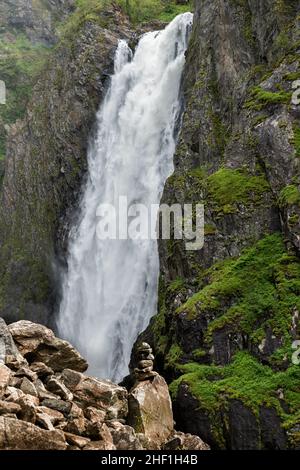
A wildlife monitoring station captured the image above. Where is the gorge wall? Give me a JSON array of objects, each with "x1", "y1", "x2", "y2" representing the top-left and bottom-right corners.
[
  {"x1": 140, "y1": 0, "x2": 300, "y2": 450},
  {"x1": 0, "y1": 0, "x2": 299, "y2": 450}
]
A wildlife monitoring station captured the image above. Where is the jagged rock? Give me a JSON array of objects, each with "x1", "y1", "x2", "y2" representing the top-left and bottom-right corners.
[
  {"x1": 83, "y1": 440, "x2": 116, "y2": 451},
  {"x1": 34, "y1": 379, "x2": 60, "y2": 400},
  {"x1": 136, "y1": 433, "x2": 160, "y2": 450},
  {"x1": 69, "y1": 402, "x2": 84, "y2": 420},
  {"x1": 8, "y1": 321, "x2": 54, "y2": 355},
  {"x1": 65, "y1": 416, "x2": 86, "y2": 436},
  {"x1": 0, "y1": 319, "x2": 27, "y2": 369},
  {"x1": 8, "y1": 321, "x2": 88, "y2": 372},
  {"x1": 36, "y1": 406, "x2": 64, "y2": 425},
  {"x1": 0, "y1": 417, "x2": 67, "y2": 450},
  {"x1": 109, "y1": 421, "x2": 143, "y2": 450},
  {"x1": 20, "y1": 377, "x2": 38, "y2": 398},
  {"x1": 128, "y1": 374, "x2": 174, "y2": 446},
  {"x1": 60, "y1": 369, "x2": 128, "y2": 419},
  {"x1": 45, "y1": 376, "x2": 73, "y2": 401},
  {"x1": 8, "y1": 376, "x2": 22, "y2": 388},
  {"x1": 164, "y1": 432, "x2": 210, "y2": 450},
  {"x1": 17, "y1": 394, "x2": 39, "y2": 423},
  {"x1": 64, "y1": 432, "x2": 91, "y2": 449},
  {"x1": 0, "y1": 400, "x2": 21, "y2": 415},
  {"x1": 41, "y1": 399, "x2": 72, "y2": 416},
  {"x1": 0, "y1": 365, "x2": 11, "y2": 398},
  {"x1": 36, "y1": 412, "x2": 55, "y2": 431},
  {"x1": 15, "y1": 366, "x2": 38, "y2": 382},
  {"x1": 30, "y1": 362, "x2": 54, "y2": 378},
  {"x1": 84, "y1": 406, "x2": 106, "y2": 425},
  {"x1": 5, "y1": 386, "x2": 25, "y2": 402}
]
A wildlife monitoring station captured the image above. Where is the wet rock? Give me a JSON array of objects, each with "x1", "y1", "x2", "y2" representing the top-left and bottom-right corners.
[
  {"x1": 0, "y1": 417, "x2": 67, "y2": 450},
  {"x1": 128, "y1": 374, "x2": 174, "y2": 446}
]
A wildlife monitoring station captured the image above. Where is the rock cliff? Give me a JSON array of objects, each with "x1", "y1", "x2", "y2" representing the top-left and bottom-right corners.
[{"x1": 139, "y1": 0, "x2": 300, "y2": 450}]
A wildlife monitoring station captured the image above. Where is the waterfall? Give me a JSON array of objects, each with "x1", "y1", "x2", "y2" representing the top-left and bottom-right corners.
[{"x1": 57, "y1": 13, "x2": 193, "y2": 383}]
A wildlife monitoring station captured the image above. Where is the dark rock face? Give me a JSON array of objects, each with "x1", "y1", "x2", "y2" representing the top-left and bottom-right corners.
[
  {"x1": 0, "y1": 4, "x2": 132, "y2": 326},
  {"x1": 139, "y1": 0, "x2": 300, "y2": 450},
  {"x1": 0, "y1": 0, "x2": 75, "y2": 45}
]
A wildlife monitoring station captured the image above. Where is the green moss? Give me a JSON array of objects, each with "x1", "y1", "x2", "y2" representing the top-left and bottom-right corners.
[
  {"x1": 170, "y1": 352, "x2": 300, "y2": 430},
  {"x1": 117, "y1": 0, "x2": 193, "y2": 24},
  {"x1": 177, "y1": 234, "x2": 300, "y2": 349},
  {"x1": 292, "y1": 126, "x2": 300, "y2": 157},
  {"x1": 279, "y1": 184, "x2": 300, "y2": 206},
  {"x1": 245, "y1": 86, "x2": 292, "y2": 110},
  {"x1": 165, "y1": 343, "x2": 183, "y2": 368},
  {"x1": 207, "y1": 168, "x2": 270, "y2": 214},
  {"x1": 168, "y1": 277, "x2": 185, "y2": 293},
  {"x1": 204, "y1": 224, "x2": 217, "y2": 236},
  {"x1": 0, "y1": 34, "x2": 50, "y2": 158}
]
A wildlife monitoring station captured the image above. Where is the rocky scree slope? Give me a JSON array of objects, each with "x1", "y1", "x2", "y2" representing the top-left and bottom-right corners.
[
  {"x1": 137, "y1": 0, "x2": 300, "y2": 450},
  {"x1": 0, "y1": 318, "x2": 209, "y2": 450}
]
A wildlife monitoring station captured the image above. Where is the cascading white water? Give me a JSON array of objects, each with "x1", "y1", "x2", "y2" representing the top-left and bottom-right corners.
[{"x1": 58, "y1": 13, "x2": 193, "y2": 382}]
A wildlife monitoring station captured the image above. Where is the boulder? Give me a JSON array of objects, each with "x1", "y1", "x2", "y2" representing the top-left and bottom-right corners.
[
  {"x1": 0, "y1": 365, "x2": 11, "y2": 398},
  {"x1": 30, "y1": 362, "x2": 54, "y2": 378},
  {"x1": 46, "y1": 376, "x2": 73, "y2": 401},
  {"x1": 8, "y1": 321, "x2": 88, "y2": 372},
  {"x1": 20, "y1": 377, "x2": 38, "y2": 397},
  {"x1": 128, "y1": 374, "x2": 174, "y2": 446},
  {"x1": 83, "y1": 440, "x2": 116, "y2": 450},
  {"x1": 0, "y1": 319, "x2": 26, "y2": 369},
  {"x1": 36, "y1": 412, "x2": 55, "y2": 430},
  {"x1": 164, "y1": 432, "x2": 210, "y2": 450},
  {"x1": 41, "y1": 398, "x2": 72, "y2": 416},
  {"x1": 64, "y1": 432, "x2": 91, "y2": 449},
  {"x1": 84, "y1": 406, "x2": 106, "y2": 425},
  {"x1": 109, "y1": 421, "x2": 143, "y2": 450},
  {"x1": 0, "y1": 416, "x2": 67, "y2": 450},
  {"x1": 61, "y1": 369, "x2": 128, "y2": 419},
  {"x1": 36, "y1": 406, "x2": 64, "y2": 425},
  {"x1": 0, "y1": 400, "x2": 21, "y2": 415}
]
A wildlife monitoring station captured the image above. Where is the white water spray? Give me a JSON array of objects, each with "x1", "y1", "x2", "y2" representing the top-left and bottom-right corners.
[{"x1": 58, "y1": 13, "x2": 193, "y2": 382}]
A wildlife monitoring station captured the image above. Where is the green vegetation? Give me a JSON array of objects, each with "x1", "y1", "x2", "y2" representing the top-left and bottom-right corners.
[
  {"x1": 279, "y1": 184, "x2": 300, "y2": 206},
  {"x1": 245, "y1": 86, "x2": 292, "y2": 111},
  {"x1": 117, "y1": 0, "x2": 193, "y2": 24},
  {"x1": 207, "y1": 168, "x2": 270, "y2": 214},
  {"x1": 292, "y1": 126, "x2": 300, "y2": 157},
  {"x1": 170, "y1": 351, "x2": 300, "y2": 437},
  {"x1": 177, "y1": 234, "x2": 300, "y2": 351},
  {"x1": 0, "y1": 35, "x2": 50, "y2": 159}
]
